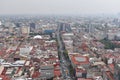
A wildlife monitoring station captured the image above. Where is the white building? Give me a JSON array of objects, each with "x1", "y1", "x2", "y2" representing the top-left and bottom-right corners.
[
  {"x1": 21, "y1": 26, "x2": 30, "y2": 34},
  {"x1": 20, "y1": 46, "x2": 33, "y2": 57}
]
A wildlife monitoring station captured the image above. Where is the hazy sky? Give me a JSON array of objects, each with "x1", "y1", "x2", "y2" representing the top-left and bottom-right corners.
[{"x1": 0, "y1": 0, "x2": 120, "y2": 15}]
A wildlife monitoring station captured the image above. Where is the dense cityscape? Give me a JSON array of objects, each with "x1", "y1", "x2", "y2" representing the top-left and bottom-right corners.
[{"x1": 0, "y1": 15, "x2": 120, "y2": 80}]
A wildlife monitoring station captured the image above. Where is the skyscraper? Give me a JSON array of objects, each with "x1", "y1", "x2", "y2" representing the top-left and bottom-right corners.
[
  {"x1": 30, "y1": 23, "x2": 35, "y2": 29},
  {"x1": 21, "y1": 26, "x2": 30, "y2": 34}
]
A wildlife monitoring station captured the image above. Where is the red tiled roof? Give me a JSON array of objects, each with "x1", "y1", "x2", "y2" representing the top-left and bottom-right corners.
[
  {"x1": 0, "y1": 51, "x2": 3, "y2": 56},
  {"x1": 76, "y1": 68, "x2": 86, "y2": 73},
  {"x1": 1, "y1": 68, "x2": 6, "y2": 75},
  {"x1": 32, "y1": 71, "x2": 40, "y2": 78},
  {"x1": 16, "y1": 67, "x2": 22, "y2": 74},
  {"x1": 106, "y1": 71, "x2": 114, "y2": 80},
  {"x1": 71, "y1": 55, "x2": 89, "y2": 65},
  {"x1": 103, "y1": 53, "x2": 117, "y2": 59},
  {"x1": 0, "y1": 75, "x2": 10, "y2": 80},
  {"x1": 108, "y1": 64, "x2": 114, "y2": 73},
  {"x1": 54, "y1": 70, "x2": 61, "y2": 77}
]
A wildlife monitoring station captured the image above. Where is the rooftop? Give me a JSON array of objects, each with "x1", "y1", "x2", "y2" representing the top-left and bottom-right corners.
[
  {"x1": 33, "y1": 35, "x2": 42, "y2": 39},
  {"x1": 71, "y1": 54, "x2": 89, "y2": 65}
]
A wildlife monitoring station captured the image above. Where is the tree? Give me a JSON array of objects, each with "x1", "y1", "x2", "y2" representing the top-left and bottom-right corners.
[{"x1": 100, "y1": 38, "x2": 115, "y2": 50}]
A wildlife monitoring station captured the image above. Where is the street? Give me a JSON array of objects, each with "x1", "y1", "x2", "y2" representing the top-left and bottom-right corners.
[{"x1": 57, "y1": 26, "x2": 73, "y2": 80}]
